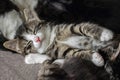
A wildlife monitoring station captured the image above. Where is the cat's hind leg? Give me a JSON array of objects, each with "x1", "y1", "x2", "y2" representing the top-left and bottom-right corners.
[
  {"x1": 64, "y1": 49, "x2": 104, "y2": 66},
  {"x1": 78, "y1": 23, "x2": 114, "y2": 41}
]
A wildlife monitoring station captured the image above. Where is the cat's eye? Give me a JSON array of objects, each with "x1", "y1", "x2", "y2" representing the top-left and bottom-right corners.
[
  {"x1": 34, "y1": 23, "x2": 41, "y2": 34},
  {"x1": 26, "y1": 27, "x2": 33, "y2": 34}
]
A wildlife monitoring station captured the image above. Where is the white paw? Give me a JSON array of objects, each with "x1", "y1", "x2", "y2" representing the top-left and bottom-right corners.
[
  {"x1": 53, "y1": 59, "x2": 65, "y2": 66},
  {"x1": 100, "y1": 29, "x2": 113, "y2": 41},
  {"x1": 25, "y1": 54, "x2": 51, "y2": 64},
  {"x1": 91, "y1": 52, "x2": 104, "y2": 67}
]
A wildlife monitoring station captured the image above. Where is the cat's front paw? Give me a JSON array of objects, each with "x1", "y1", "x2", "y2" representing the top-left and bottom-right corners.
[
  {"x1": 100, "y1": 29, "x2": 113, "y2": 41},
  {"x1": 25, "y1": 54, "x2": 51, "y2": 64},
  {"x1": 91, "y1": 52, "x2": 104, "y2": 67},
  {"x1": 53, "y1": 59, "x2": 65, "y2": 66}
]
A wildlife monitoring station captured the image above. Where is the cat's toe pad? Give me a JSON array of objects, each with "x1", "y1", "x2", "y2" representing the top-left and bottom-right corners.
[
  {"x1": 91, "y1": 52, "x2": 104, "y2": 67},
  {"x1": 100, "y1": 29, "x2": 113, "y2": 41},
  {"x1": 25, "y1": 54, "x2": 51, "y2": 64}
]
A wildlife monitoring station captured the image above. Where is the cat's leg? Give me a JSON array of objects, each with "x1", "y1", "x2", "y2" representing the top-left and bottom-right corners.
[
  {"x1": 25, "y1": 54, "x2": 51, "y2": 64},
  {"x1": 65, "y1": 49, "x2": 104, "y2": 67},
  {"x1": 69, "y1": 22, "x2": 114, "y2": 41}
]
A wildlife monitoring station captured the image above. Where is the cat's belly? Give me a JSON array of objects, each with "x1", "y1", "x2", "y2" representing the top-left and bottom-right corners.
[{"x1": 57, "y1": 36, "x2": 93, "y2": 49}]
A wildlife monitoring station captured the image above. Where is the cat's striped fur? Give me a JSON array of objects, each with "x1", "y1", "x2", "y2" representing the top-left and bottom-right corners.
[
  {"x1": 37, "y1": 22, "x2": 112, "y2": 59},
  {"x1": 3, "y1": 0, "x2": 116, "y2": 67},
  {"x1": 4, "y1": 21, "x2": 115, "y2": 66}
]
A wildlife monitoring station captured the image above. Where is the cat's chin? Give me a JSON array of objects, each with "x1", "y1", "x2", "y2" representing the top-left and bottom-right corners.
[
  {"x1": 36, "y1": 43, "x2": 42, "y2": 49},
  {"x1": 33, "y1": 41, "x2": 42, "y2": 49}
]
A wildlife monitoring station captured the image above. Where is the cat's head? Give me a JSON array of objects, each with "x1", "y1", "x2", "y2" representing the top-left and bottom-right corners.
[
  {"x1": 22, "y1": 23, "x2": 45, "y2": 48},
  {"x1": 3, "y1": 7, "x2": 46, "y2": 54},
  {"x1": 3, "y1": 24, "x2": 45, "y2": 55}
]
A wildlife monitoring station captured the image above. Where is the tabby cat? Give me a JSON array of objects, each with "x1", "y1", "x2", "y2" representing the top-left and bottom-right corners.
[
  {"x1": 3, "y1": 0, "x2": 118, "y2": 67},
  {"x1": 4, "y1": 20, "x2": 115, "y2": 67}
]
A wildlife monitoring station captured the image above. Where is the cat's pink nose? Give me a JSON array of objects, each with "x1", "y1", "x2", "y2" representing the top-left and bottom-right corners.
[{"x1": 35, "y1": 36, "x2": 41, "y2": 43}]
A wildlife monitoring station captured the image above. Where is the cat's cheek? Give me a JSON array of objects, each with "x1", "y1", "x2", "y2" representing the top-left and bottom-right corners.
[{"x1": 91, "y1": 52, "x2": 104, "y2": 67}]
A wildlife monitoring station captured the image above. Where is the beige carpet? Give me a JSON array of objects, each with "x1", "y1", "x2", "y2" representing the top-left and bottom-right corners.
[{"x1": 0, "y1": 50, "x2": 40, "y2": 80}]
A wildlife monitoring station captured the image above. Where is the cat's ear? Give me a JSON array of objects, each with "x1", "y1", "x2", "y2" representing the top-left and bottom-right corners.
[{"x1": 3, "y1": 39, "x2": 22, "y2": 53}]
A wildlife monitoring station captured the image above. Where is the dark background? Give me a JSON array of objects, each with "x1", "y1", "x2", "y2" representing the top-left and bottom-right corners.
[
  {"x1": 35, "y1": 0, "x2": 120, "y2": 34},
  {"x1": 1, "y1": 0, "x2": 120, "y2": 33}
]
